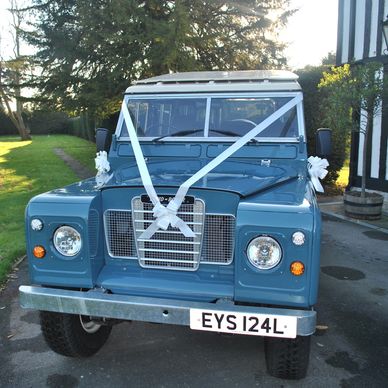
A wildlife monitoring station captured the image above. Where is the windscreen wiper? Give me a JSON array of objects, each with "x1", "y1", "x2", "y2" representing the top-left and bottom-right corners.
[
  {"x1": 153, "y1": 128, "x2": 259, "y2": 143},
  {"x1": 210, "y1": 129, "x2": 259, "y2": 144},
  {"x1": 153, "y1": 129, "x2": 203, "y2": 142}
]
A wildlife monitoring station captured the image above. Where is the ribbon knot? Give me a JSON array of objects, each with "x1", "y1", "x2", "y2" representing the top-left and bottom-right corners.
[
  {"x1": 307, "y1": 156, "x2": 329, "y2": 193},
  {"x1": 95, "y1": 151, "x2": 110, "y2": 173},
  {"x1": 95, "y1": 151, "x2": 112, "y2": 188},
  {"x1": 140, "y1": 200, "x2": 196, "y2": 240}
]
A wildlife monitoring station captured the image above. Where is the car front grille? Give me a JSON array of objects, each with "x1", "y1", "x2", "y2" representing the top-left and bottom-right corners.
[
  {"x1": 104, "y1": 197, "x2": 235, "y2": 270},
  {"x1": 132, "y1": 196, "x2": 205, "y2": 271}
]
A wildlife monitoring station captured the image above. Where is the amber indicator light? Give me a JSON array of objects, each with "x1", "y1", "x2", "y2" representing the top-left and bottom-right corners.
[
  {"x1": 33, "y1": 245, "x2": 46, "y2": 259},
  {"x1": 290, "y1": 261, "x2": 305, "y2": 276}
]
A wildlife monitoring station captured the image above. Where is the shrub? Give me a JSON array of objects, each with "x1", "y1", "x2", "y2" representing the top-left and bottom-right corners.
[{"x1": 297, "y1": 65, "x2": 349, "y2": 186}]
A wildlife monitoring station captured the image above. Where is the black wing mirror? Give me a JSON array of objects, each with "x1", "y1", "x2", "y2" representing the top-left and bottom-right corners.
[
  {"x1": 315, "y1": 128, "x2": 332, "y2": 158},
  {"x1": 96, "y1": 128, "x2": 112, "y2": 153}
]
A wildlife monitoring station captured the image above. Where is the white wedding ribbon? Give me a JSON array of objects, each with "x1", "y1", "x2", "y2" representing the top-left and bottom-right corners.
[
  {"x1": 121, "y1": 100, "x2": 194, "y2": 238},
  {"x1": 307, "y1": 156, "x2": 329, "y2": 193},
  {"x1": 95, "y1": 151, "x2": 112, "y2": 187},
  {"x1": 95, "y1": 151, "x2": 111, "y2": 173},
  {"x1": 122, "y1": 94, "x2": 303, "y2": 239}
]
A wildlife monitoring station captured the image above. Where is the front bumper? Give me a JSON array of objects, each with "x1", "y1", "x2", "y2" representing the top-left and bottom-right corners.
[{"x1": 19, "y1": 285, "x2": 316, "y2": 336}]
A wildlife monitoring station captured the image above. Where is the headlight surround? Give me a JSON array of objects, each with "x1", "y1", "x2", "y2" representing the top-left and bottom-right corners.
[
  {"x1": 247, "y1": 235, "x2": 282, "y2": 270},
  {"x1": 53, "y1": 226, "x2": 82, "y2": 257}
]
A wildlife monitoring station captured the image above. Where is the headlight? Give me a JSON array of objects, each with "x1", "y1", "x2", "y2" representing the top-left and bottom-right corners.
[
  {"x1": 247, "y1": 236, "x2": 282, "y2": 270},
  {"x1": 53, "y1": 226, "x2": 82, "y2": 257}
]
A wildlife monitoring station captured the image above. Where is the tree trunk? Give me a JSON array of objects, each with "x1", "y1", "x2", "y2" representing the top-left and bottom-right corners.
[
  {"x1": 0, "y1": 86, "x2": 31, "y2": 140},
  {"x1": 0, "y1": 0, "x2": 32, "y2": 141},
  {"x1": 361, "y1": 115, "x2": 372, "y2": 199}
]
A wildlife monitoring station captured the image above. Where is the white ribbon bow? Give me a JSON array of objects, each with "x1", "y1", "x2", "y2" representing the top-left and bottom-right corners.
[
  {"x1": 141, "y1": 200, "x2": 196, "y2": 239},
  {"x1": 307, "y1": 156, "x2": 329, "y2": 193},
  {"x1": 95, "y1": 151, "x2": 112, "y2": 187},
  {"x1": 95, "y1": 151, "x2": 110, "y2": 173}
]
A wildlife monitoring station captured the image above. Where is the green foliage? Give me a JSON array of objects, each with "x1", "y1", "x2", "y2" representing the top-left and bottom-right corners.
[
  {"x1": 297, "y1": 63, "x2": 348, "y2": 185},
  {"x1": 24, "y1": 0, "x2": 293, "y2": 117},
  {"x1": 0, "y1": 135, "x2": 95, "y2": 284},
  {"x1": 319, "y1": 62, "x2": 387, "y2": 193},
  {"x1": 0, "y1": 109, "x2": 70, "y2": 136},
  {"x1": 68, "y1": 112, "x2": 96, "y2": 142},
  {"x1": 26, "y1": 110, "x2": 69, "y2": 134},
  {"x1": 319, "y1": 62, "x2": 386, "y2": 133},
  {"x1": 0, "y1": 108, "x2": 18, "y2": 135}
]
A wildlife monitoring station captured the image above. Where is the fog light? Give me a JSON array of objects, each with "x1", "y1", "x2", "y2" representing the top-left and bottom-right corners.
[
  {"x1": 31, "y1": 218, "x2": 43, "y2": 231},
  {"x1": 292, "y1": 231, "x2": 305, "y2": 246},
  {"x1": 290, "y1": 261, "x2": 305, "y2": 276},
  {"x1": 33, "y1": 245, "x2": 46, "y2": 258}
]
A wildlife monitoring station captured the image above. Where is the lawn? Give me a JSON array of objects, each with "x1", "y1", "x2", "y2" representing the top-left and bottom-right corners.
[{"x1": 0, "y1": 134, "x2": 95, "y2": 284}]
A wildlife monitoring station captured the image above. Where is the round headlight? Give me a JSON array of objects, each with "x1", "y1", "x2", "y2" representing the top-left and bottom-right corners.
[
  {"x1": 53, "y1": 226, "x2": 82, "y2": 257},
  {"x1": 247, "y1": 236, "x2": 282, "y2": 270}
]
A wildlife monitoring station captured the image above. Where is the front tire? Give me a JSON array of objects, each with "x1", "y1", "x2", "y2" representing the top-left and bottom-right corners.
[
  {"x1": 264, "y1": 335, "x2": 311, "y2": 380},
  {"x1": 40, "y1": 311, "x2": 112, "y2": 357}
]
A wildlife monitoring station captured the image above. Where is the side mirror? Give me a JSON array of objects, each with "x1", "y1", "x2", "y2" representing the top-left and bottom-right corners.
[
  {"x1": 96, "y1": 128, "x2": 112, "y2": 153},
  {"x1": 315, "y1": 128, "x2": 332, "y2": 158}
]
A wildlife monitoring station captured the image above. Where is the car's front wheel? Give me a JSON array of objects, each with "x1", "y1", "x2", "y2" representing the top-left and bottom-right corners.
[
  {"x1": 40, "y1": 311, "x2": 112, "y2": 357},
  {"x1": 264, "y1": 335, "x2": 311, "y2": 380}
]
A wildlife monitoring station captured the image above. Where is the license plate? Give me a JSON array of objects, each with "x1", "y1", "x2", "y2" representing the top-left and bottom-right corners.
[
  {"x1": 141, "y1": 194, "x2": 194, "y2": 205},
  {"x1": 190, "y1": 309, "x2": 297, "y2": 338}
]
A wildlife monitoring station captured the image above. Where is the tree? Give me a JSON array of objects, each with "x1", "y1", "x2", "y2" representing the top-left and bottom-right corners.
[
  {"x1": 319, "y1": 62, "x2": 387, "y2": 198},
  {"x1": 24, "y1": 0, "x2": 294, "y2": 118},
  {"x1": 296, "y1": 53, "x2": 346, "y2": 186},
  {"x1": 0, "y1": 0, "x2": 31, "y2": 140}
]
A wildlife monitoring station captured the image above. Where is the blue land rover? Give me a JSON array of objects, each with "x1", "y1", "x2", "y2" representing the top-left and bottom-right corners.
[{"x1": 20, "y1": 71, "x2": 330, "y2": 380}]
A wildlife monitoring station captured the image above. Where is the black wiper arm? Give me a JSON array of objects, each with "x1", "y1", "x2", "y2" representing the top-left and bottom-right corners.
[
  {"x1": 210, "y1": 129, "x2": 259, "y2": 144},
  {"x1": 152, "y1": 129, "x2": 203, "y2": 143}
]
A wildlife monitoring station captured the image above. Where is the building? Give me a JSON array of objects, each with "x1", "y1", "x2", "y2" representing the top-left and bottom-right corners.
[{"x1": 336, "y1": 0, "x2": 388, "y2": 196}]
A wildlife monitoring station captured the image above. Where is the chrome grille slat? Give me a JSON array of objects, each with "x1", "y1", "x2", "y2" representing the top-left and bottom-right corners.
[
  {"x1": 136, "y1": 258, "x2": 198, "y2": 264},
  {"x1": 132, "y1": 197, "x2": 205, "y2": 271},
  {"x1": 133, "y1": 219, "x2": 203, "y2": 225},
  {"x1": 137, "y1": 238, "x2": 201, "y2": 245},
  {"x1": 133, "y1": 210, "x2": 204, "y2": 215},
  {"x1": 135, "y1": 229, "x2": 202, "y2": 235},
  {"x1": 139, "y1": 248, "x2": 197, "y2": 254}
]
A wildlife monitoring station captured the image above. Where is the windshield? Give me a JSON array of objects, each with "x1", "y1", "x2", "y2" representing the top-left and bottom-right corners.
[{"x1": 119, "y1": 95, "x2": 300, "y2": 139}]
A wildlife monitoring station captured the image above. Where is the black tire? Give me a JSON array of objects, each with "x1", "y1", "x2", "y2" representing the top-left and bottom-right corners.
[
  {"x1": 264, "y1": 335, "x2": 311, "y2": 380},
  {"x1": 40, "y1": 311, "x2": 112, "y2": 357}
]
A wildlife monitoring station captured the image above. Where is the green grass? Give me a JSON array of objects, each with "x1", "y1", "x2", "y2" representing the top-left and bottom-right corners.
[{"x1": 0, "y1": 134, "x2": 95, "y2": 284}]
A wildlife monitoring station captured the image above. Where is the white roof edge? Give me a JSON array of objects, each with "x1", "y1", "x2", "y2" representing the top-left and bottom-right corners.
[
  {"x1": 125, "y1": 81, "x2": 301, "y2": 94},
  {"x1": 125, "y1": 70, "x2": 300, "y2": 93},
  {"x1": 135, "y1": 70, "x2": 298, "y2": 84}
]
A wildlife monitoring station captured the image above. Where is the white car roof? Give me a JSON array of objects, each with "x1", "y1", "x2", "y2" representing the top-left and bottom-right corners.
[{"x1": 125, "y1": 70, "x2": 301, "y2": 94}]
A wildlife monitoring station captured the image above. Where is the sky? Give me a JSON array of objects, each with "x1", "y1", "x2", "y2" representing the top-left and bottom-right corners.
[
  {"x1": 0, "y1": 0, "x2": 338, "y2": 69},
  {"x1": 282, "y1": 0, "x2": 338, "y2": 69}
]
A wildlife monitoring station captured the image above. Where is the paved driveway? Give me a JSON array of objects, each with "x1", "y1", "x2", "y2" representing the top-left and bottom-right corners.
[{"x1": 1, "y1": 216, "x2": 388, "y2": 387}]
